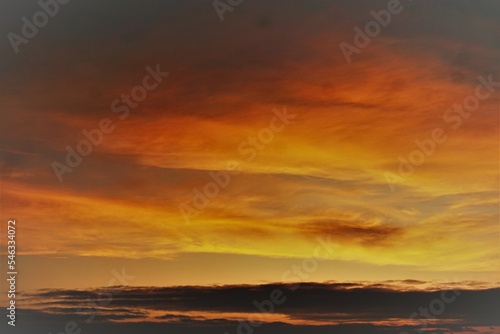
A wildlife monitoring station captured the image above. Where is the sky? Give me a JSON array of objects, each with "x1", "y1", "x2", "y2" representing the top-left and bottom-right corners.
[{"x1": 0, "y1": 0, "x2": 499, "y2": 333}]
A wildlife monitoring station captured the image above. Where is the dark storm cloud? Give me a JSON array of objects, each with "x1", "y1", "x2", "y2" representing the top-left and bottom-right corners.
[
  {"x1": 4, "y1": 313, "x2": 485, "y2": 334},
  {"x1": 23, "y1": 283, "x2": 500, "y2": 324},
  {"x1": 6, "y1": 283, "x2": 498, "y2": 334}
]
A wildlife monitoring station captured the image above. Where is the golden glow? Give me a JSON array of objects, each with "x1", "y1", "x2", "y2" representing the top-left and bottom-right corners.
[{"x1": 0, "y1": 2, "x2": 498, "y2": 292}]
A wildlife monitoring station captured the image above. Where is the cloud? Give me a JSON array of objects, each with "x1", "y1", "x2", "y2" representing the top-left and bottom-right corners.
[
  {"x1": 300, "y1": 219, "x2": 403, "y2": 246},
  {"x1": 11, "y1": 282, "x2": 499, "y2": 334},
  {"x1": 0, "y1": 0, "x2": 498, "y2": 290}
]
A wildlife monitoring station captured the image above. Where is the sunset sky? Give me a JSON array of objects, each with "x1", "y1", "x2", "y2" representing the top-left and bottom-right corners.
[{"x1": 0, "y1": 0, "x2": 499, "y2": 333}]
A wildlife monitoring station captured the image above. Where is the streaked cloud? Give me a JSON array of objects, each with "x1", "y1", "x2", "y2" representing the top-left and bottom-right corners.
[
  {"x1": 0, "y1": 0, "x2": 498, "y2": 292},
  {"x1": 17, "y1": 283, "x2": 500, "y2": 333}
]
